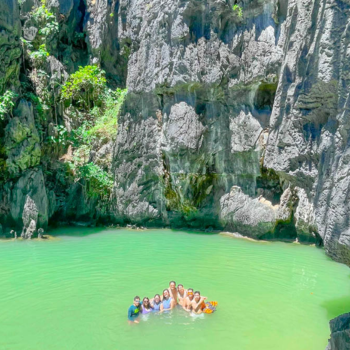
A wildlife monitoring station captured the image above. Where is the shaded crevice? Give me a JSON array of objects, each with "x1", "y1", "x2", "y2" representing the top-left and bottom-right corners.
[{"x1": 256, "y1": 167, "x2": 283, "y2": 205}]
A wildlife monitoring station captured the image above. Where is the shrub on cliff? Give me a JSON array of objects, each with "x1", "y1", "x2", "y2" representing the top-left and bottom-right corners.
[
  {"x1": 0, "y1": 91, "x2": 18, "y2": 120},
  {"x1": 61, "y1": 65, "x2": 107, "y2": 110}
]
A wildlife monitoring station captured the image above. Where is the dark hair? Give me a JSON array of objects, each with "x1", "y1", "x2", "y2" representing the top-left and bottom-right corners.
[
  {"x1": 134, "y1": 296, "x2": 140, "y2": 301},
  {"x1": 178, "y1": 284, "x2": 183, "y2": 288},
  {"x1": 163, "y1": 289, "x2": 169, "y2": 297},
  {"x1": 188, "y1": 288, "x2": 193, "y2": 292},
  {"x1": 169, "y1": 281, "x2": 176, "y2": 285},
  {"x1": 143, "y1": 297, "x2": 150, "y2": 303},
  {"x1": 153, "y1": 294, "x2": 161, "y2": 305},
  {"x1": 194, "y1": 291, "x2": 200, "y2": 295}
]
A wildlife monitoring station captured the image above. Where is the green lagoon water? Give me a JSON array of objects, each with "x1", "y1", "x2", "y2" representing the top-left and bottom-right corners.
[{"x1": 0, "y1": 228, "x2": 349, "y2": 350}]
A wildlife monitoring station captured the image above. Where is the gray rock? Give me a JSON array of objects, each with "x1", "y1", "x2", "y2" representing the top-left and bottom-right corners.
[
  {"x1": 9, "y1": 169, "x2": 48, "y2": 230},
  {"x1": 326, "y1": 313, "x2": 350, "y2": 350},
  {"x1": 0, "y1": 0, "x2": 21, "y2": 92},
  {"x1": 5, "y1": 100, "x2": 41, "y2": 175},
  {"x1": 219, "y1": 186, "x2": 278, "y2": 238}
]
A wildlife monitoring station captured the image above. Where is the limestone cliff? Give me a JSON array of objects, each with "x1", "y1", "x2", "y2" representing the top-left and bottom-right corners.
[
  {"x1": 0, "y1": 0, "x2": 350, "y2": 269},
  {"x1": 326, "y1": 313, "x2": 350, "y2": 350}
]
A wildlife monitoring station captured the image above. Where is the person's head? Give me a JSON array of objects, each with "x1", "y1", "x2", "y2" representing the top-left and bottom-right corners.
[
  {"x1": 169, "y1": 281, "x2": 176, "y2": 290},
  {"x1": 177, "y1": 284, "x2": 184, "y2": 293},
  {"x1": 154, "y1": 294, "x2": 161, "y2": 303},
  {"x1": 143, "y1": 297, "x2": 150, "y2": 307},
  {"x1": 133, "y1": 296, "x2": 141, "y2": 306},
  {"x1": 194, "y1": 291, "x2": 201, "y2": 302},
  {"x1": 163, "y1": 289, "x2": 170, "y2": 299},
  {"x1": 187, "y1": 288, "x2": 194, "y2": 300}
]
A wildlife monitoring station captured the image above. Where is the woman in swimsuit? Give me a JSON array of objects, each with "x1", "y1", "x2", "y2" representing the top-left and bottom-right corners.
[
  {"x1": 151, "y1": 294, "x2": 162, "y2": 312},
  {"x1": 160, "y1": 289, "x2": 174, "y2": 312},
  {"x1": 177, "y1": 284, "x2": 187, "y2": 306},
  {"x1": 141, "y1": 297, "x2": 153, "y2": 314}
]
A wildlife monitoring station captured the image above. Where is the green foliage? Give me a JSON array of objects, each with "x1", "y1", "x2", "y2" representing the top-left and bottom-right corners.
[
  {"x1": 59, "y1": 65, "x2": 127, "y2": 200},
  {"x1": 48, "y1": 125, "x2": 69, "y2": 146},
  {"x1": 0, "y1": 90, "x2": 18, "y2": 120},
  {"x1": 78, "y1": 162, "x2": 113, "y2": 199},
  {"x1": 24, "y1": 4, "x2": 59, "y2": 67},
  {"x1": 29, "y1": 44, "x2": 49, "y2": 66},
  {"x1": 86, "y1": 88, "x2": 127, "y2": 141},
  {"x1": 31, "y1": 5, "x2": 59, "y2": 38},
  {"x1": 24, "y1": 92, "x2": 47, "y2": 120},
  {"x1": 61, "y1": 66, "x2": 107, "y2": 110},
  {"x1": 232, "y1": 4, "x2": 243, "y2": 18}
]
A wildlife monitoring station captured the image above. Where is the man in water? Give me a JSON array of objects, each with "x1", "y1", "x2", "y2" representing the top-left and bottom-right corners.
[
  {"x1": 177, "y1": 284, "x2": 187, "y2": 306},
  {"x1": 167, "y1": 281, "x2": 178, "y2": 305},
  {"x1": 189, "y1": 291, "x2": 217, "y2": 314},
  {"x1": 128, "y1": 296, "x2": 141, "y2": 323},
  {"x1": 183, "y1": 288, "x2": 194, "y2": 312}
]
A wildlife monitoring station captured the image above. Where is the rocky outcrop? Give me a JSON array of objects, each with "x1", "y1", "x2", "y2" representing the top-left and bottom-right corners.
[
  {"x1": 326, "y1": 313, "x2": 350, "y2": 350},
  {"x1": 5, "y1": 100, "x2": 41, "y2": 174},
  {"x1": 0, "y1": 0, "x2": 21, "y2": 92},
  {"x1": 1, "y1": 0, "x2": 350, "y2": 265},
  {"x1": 264, "y1": 0, "x2": 350, "y2": 264}
]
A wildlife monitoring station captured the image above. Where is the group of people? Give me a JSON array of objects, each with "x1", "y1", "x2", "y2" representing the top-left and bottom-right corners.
[{"x1": 128, "y1": 281, "x2": 217, "y2": 323}]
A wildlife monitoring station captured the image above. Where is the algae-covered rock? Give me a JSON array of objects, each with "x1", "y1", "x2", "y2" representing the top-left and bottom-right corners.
[{"x1": 5, "y1": 100, "x2": 41, "y2": 174}]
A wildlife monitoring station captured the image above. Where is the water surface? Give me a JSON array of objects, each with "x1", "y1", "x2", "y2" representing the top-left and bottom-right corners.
[{"x1": 0, "y1": 228, "x2": 349, "y2": 350}]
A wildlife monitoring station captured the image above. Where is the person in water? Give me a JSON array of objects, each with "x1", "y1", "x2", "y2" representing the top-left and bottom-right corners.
[
  {"x1": 160, "y1": 289, "x2": 174, "y2": 311},
  {"x1": 183, "y1": 288, "x2": 194, "y2": 312},
  {"x1": 151, "y1": 294, "x2": 162, "y2": 312},
  {"x1": 189, "y1": 291, "x2": 217, "y2": 314},
  {"x1": 177, "y1": 284, "x2": 187, "y2": 306},
  {"x1": 128, "y1": 296, "x2": 141, "y2": 323},
  {"x1": 166, "y1": 281, "x2": 178, "y2": 305},
  {"x1": 141, "y1": 297, "x2": 153, "y2": 314}
]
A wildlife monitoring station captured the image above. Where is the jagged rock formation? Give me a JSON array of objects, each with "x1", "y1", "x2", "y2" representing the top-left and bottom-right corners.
[
  {"x1": 326, "y1": 313, "x2": 350, "y2": 350},
  {"x1": 0, "y1": 0, "x2": 350, "y2": 270}
]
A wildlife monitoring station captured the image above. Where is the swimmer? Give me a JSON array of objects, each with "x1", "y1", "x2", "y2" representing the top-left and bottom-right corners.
[
  {"x1": 160, "y1": 289, "x2": 174, "y2": 312},
  {"x1": 141, "y1": 297, "x2": 153, "y2": 314},
  {"x1": 189, "y1": 291, "x2": 217, "y2": 314},
  {"x1": 167, "y1": 281, "x2": 178, "y2": 305},
  {"x1": 177, "y1": 284, "x2": 187, "y2": 306},
  {"x1": 189, "y1": 291, "x2": 207, "y2": 314},
  {"x1": 183, "y1": 288, "x2": 194, "y2": 312},
  {"x1": 151, "y1": 294, "x2": 162, "y2": 312},
  {"x1": 128, "y1": 296, "x2": 141, "y2": 323}
]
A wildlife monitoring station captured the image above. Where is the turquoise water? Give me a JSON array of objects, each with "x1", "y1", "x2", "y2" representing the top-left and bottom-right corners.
[{"x1": 0, "y1": 228, "x2": 349, "y2": 350}]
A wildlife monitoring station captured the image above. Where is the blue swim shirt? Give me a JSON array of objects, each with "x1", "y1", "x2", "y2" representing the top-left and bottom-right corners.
[{"x1": 128, "y1": 304, "x2": 140, "y2": 321}]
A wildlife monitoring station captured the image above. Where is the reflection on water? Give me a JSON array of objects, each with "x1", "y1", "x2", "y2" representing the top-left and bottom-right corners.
[{"x1": 0, "y1": 228, "x2": 349, "y2": 350}]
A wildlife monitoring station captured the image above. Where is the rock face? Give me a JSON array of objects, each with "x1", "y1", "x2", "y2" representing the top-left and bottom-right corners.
[
  {"x1": 326, "y1": 313, "x2": 350, "y2": 350},
  {"x1": 0, "y1": 0, "x2": 21, "y2": 92},
  {"x1": 1, "y1": 0, "x2": 350, "y2": 268}
]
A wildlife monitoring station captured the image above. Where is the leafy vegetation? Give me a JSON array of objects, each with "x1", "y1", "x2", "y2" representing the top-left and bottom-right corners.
[
  {"x1": 0, "y1": 90, "x2": 18, "y2": 120},
  {"x1": 78, "y1": 162, "x2": 114, "y2": 199},
  {"x1": 22, "y1": 2, "x2": 59, "y2": 68},
  {"x1": 232, "y1": 4, "x2": 243, "y2": 18},
  {"x1": 29, "y1": 44, "x2": 50, "y2": 66},
  {"x1": 61, "y1": 65, "x2": 107, "y2": 110},
  {"x1": 59, "y1": 65, "x2": 127, "y2": 199},
  {"x1": 31, "y1": 4, "x2": 59, "y2": 42}
]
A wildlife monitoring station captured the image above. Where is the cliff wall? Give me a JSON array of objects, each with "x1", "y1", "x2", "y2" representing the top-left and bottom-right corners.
[{"x1": 0, "y1": 0, "x2": 350, "y2": 267}]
